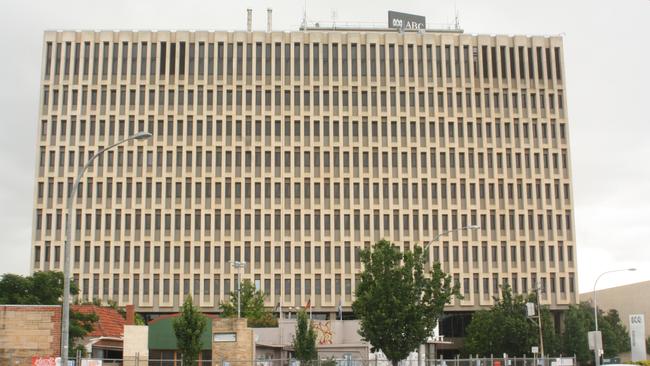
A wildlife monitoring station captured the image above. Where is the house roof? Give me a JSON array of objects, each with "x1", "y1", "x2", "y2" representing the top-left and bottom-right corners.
[{"x1": 72, "y1": 305, "x2": 126, "y2": 338}]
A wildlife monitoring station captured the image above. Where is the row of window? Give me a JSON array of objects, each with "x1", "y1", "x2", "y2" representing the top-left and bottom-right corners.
[
  {"x1": 37, "y1": 177, "x2": 572, "y2": 205},
  {"x1": 44, "y1": 40, "x2": 563, "y2": 84},
  {"x1": 65, "y1": 272, "x2": 574, "y2": 302},
  {"x1": 35, "y1": 208, "x2": 574, "y2": 238},
  {"x1": 38, "y1": 146, "x2": 571, "y2": 181},
  {"x1": 40, "y1": 115, "x2": 569, "y2": 145},
  {"x1": 35, "y1": 240, "x2": 574, "y2": 268},
  {"x1": 42, "y1": 85, "x2": 566, "y2": 115}
]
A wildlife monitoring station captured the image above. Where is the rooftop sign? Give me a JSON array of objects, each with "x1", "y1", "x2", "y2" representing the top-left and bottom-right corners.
[{"x1": 388, "y1": 11, "x2": 426, "y2": 30}]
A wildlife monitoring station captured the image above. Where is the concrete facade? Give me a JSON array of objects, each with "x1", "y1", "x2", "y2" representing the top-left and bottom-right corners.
[
  {"x1": 32, "y1": 27, "x2": 577, "y2": 315},
  {"x1": 123, "y1": 325, "x2": 149, "y2": 364},
  {"x1": 580, "y1": 280, "x2": 650, "y2": 361},
  {"x1": 580, "y1": 280, "x2": 650, "y2": 336},
  {"x1": 254, "y1": 319, "x2": 369, "y2": 359},
  {"x1": 0, "y1": 305, "x2": 61, "y2": 365}
]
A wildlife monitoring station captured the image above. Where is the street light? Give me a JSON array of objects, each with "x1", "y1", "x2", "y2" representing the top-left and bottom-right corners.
[
  {"x1": 419, "y1": 224, "x2": 480, "y2": 364},
  {"x1": 592, "y1": 268, "x2": 636, "y2": 366},
  {"x1": 61, "y1": 132, "x2": 152, "y2": 365},
  {"x1": 422, "y1": 224, "x2": 481, "y2": 253},
  {"x1": 230, "y1": 261, "x2": 247, "y2": 318}
]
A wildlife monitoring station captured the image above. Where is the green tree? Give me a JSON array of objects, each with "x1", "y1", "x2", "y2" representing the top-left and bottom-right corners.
[
  {"x1": 561, "y1": 302, "x2": 630, "y2": 365},
  {"x1": 173, "y1": 296, "x2": 208, "y2": 366},
  {"x1": 562, "y1": 303, "x2": 592, "y2": 364},
  {"x1": 352, "y1": 240, "x2": 457, "y2": 366},
  {"x1": 0, "y1": 271, "x2": 75, "y2": 304},
  {"x1": 293, "y1": 309, "x2": 318, "y2": 363},
  {"x1": 220, "y1": 280, "x2": 278, "y2": 327},
  {"x1": 600, "y1": 309, "x2": 630, "y2": 357},
  {"x1": 464, "y1": 285, "x2": 559, "y2": 357},
  {"x1": 0, "y1": 273, "x2": 33, "y2": 304},
  {"x1": 69, "y1": 310, "x2": 98, "y2": 357}
]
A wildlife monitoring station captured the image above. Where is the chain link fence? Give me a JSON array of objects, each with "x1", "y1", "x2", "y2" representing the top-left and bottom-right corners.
[{"x1": 15, "y1": 356, "x2": 575, "y2": 366}]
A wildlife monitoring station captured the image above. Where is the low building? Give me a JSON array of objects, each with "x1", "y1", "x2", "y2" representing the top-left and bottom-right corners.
[
  {"x1": 147, "y1": 313, "x2": 217, "y2": 364},
  {"x1": 254, "y1": 319, "x2": 369, "y2": 360},
  {"x1": 145, "y1": 314, "x2": 368, "y2": 362},
  {"x1": 72, "y1": 304, "x2": 127, "y2": 360},
  {"x1": 580, "y1": 280, "x2": 650, "y2": 361}
]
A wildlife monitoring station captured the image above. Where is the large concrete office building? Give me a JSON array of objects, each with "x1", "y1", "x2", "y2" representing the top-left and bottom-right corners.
[{"x1": 31, "y1": 13, "x2": 577, "y2": 327}]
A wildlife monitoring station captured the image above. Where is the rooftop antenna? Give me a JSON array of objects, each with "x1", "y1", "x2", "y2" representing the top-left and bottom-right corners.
[
  {"x1": 301, "y1": 0, "x2": 307, "y2": 30},
  {"x1": 331, "y1": 9, "x2": 337, "y2": 29},
  {"x1": 454, "y1": 3, "x2": 461, "y2": 30}
]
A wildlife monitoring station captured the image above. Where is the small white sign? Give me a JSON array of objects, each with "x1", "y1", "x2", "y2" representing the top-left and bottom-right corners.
[
  {"x1": 588, "y1": 331, "x2": 602, "y2": 351},
  {"x1": 213, "y1": 332, "x2": 237, "y2": 342},
  {"x1": 629, "y1": 314, "x2": 647, "y2": 362},
  {"x1": 526, "y1": 303, "x2": 536, "y2": 317},
  {"x1": 532, "y1": 346, "x2": 539, "y2": 354}
]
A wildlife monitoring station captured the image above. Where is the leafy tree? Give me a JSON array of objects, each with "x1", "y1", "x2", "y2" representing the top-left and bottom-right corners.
[
  {"x1": 0, "y1": 271, "x2": 76, "y2": 304},
  {"x1": 561, "y1": 302, "x2": 630, "y2": 365},
  {"x1": 352, "y1": 240, "x2": 457, "y2": 366},
  {"x1": 540, "y1": 304, "x2": 561, "y2": 355},
  {"x1": 562, "y1": 303, "x2": 592, "y2": 364},
  {"x1": 293, "y1": 309, "x2": 318, "y2": 363},
  {"x1": 320, "y1": 357, "x2": 337, "y2": 366},
  {"x1": 69, "y1": 310, "x2": 98, "y2": 357},
  {"x1": 135, "y1": 313, "x2": 146, "y2": 325},
  {"x1": 0, "y1": 273, "x2": 32, "y2": 304},
  {"x1": 464, "y1": 285, "x2": 559, "y2": 357},
  {"x1": 173, "y1": 296, "x2": 207, "y2": 366},
  {"x1": 600, "y1": 309, "x2": 630, "y2": 357},
  {"x1": 220, "y1": 280, "x2": 278, "y2": 327}
]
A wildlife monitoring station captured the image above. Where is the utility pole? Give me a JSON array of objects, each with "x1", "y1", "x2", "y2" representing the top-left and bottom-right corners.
[
  {"x1": 527, "y1": 285, "x2": 545, "y2": 360},
  {"x1": 535, "y1": 285, "x2": 545, "y2": 357}
]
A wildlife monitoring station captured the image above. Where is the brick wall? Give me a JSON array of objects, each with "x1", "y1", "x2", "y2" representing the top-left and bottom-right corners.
[
  {"x1": 0, "y1": 305, "x2": 61, "y2": 366},
  {"x1": 212, "y1": 318, "x2": 255, "y2": 363}
]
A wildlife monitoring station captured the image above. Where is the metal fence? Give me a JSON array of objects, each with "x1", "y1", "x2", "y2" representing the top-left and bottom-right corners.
[{"x1": 28, "y1": 356, "x2": 575, "y2": 366}]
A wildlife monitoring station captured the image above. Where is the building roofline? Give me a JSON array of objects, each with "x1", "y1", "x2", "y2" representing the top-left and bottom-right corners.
[
  {"x1": 300, "y1": 26, "x2": 463, "y2": 34},
  {"x1": 0, "y1": 304, "x2": 61, "y2": 307},
  {"x1": 41, "y1": 29, "x2": 564, "y2": 39},
  {"x1": 579, "y1": 279, "x2": 650, "y2": 295}
]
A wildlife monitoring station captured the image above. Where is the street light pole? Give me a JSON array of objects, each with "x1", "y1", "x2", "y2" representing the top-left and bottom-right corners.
[
  {"x1": 422, "y1": 224, "x2": 481, "y2": 253},
  {"x1": 592, "y1": 268, "x2": 636, "y2": 366},
  {"x1": 231, "y1": 261, "x2": 247, "y2": 318},
  {"x1": 419, "y1": 224, "x2": 480, "y2": 366},
  {"x1": 61, "y1": 131, "x2": 151, "y2": 365}
]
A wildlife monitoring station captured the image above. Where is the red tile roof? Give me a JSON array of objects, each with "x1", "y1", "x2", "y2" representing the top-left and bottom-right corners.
[{"x1": 72, "y1": 305, "x2": 126, "y2": 338}]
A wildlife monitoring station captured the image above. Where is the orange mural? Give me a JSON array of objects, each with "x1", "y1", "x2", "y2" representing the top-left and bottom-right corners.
[{"x1": 312, "y1": 320, "x2": 333, "y2": 344}]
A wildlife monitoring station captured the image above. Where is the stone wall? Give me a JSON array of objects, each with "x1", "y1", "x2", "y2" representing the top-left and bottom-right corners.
[{"x1": 0, "y1": 305, "x2": 61, "y2": 366}]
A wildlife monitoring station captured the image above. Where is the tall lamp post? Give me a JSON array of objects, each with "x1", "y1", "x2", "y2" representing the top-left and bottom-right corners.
[
  {"x1": 230, "y1": 261, "x2": 247, "y2": 318},
  {"x1": 423, "y1": 224, "x2": 481, "y2": 253},
  {"x1": 61, "y1": 131, "x2": 152, "y2": 365},
  {"x1": 419, "y1": 224, "x2": 480, "y2": 365},
  {"x1": 592, "y1": 268, "x2": 636, "y2": 366}
]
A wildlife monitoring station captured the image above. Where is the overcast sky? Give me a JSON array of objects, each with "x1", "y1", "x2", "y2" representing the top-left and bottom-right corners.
[{"x1": 0, "y1": 0, "x2": 648, "y2": 293}]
